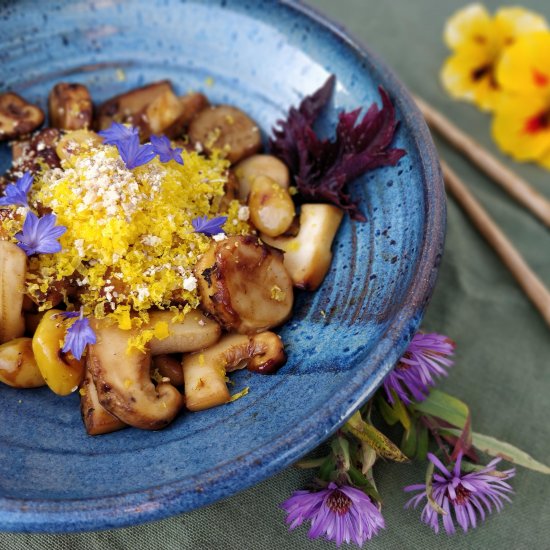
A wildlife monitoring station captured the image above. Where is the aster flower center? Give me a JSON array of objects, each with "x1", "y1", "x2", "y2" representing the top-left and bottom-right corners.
[
  {"x1": 451, "y1": 483, "x2": 472, "y2": 505},
  {"x1": 326, "y1": 489, "x2": 352, "y2": 515}
]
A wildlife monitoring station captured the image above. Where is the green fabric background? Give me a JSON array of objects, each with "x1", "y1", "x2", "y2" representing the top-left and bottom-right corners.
[{"x1": 2, "y1": 0, "x2": 549, "y2": 548}]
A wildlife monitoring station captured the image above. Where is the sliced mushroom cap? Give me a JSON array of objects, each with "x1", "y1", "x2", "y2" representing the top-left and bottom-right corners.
[
  {"x1": 88, "y1": 320, "x2": 183, "y2": 430},
  {"x1": 234, "y1": 154, "x2": 289, "y2": 201},
  {"x1": 194, "y1": 235, "x2": 294, "y2": 334},
  {"x1": 48, "y1": 82, "x2": 93, "y2": 130},
  {"x1": 261, "y1": 204, "x2": 344, "y2": 291},
  {"x1": 0, "y1": 92, "x2": 45, "y2": 141},
  {"x1": 0, "y1": 337, "x2": 45, "y2": 388},
  {"x1": 80, "y1": 366, "x2": 127, "y2": 436},
  {"x1": 183, "y1": 331, "x2": 286, "y2": 411},
  {"x1": 0, "y1": 241, "x2": 27, "y2": 344}
]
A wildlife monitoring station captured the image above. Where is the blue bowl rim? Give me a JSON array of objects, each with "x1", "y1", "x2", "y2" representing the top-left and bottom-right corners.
[{"x1": 0, "y1": 0, "x2": 445, "y2": 533}]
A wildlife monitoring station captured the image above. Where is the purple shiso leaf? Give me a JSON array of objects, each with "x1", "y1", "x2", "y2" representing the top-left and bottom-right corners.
[
  {"x1": 191, "y1": 215, "x2": 228, "y2": 236},
  {"x1": 269, "y1": 76, "x2": 406, "y2": 221}
]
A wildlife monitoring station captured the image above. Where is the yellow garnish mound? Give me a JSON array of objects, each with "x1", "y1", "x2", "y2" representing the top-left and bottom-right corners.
[{"x1": 26, "y1": 138, "x2": 248, "y2": 328}]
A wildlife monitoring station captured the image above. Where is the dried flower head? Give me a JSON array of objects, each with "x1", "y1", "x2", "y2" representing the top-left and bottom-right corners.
[
  {"x1": 404, "y1": 452, "x2": 515, "y2": 535},
  {"x1": 281, "y1": 482, "x2": 384, "y2": 546}
]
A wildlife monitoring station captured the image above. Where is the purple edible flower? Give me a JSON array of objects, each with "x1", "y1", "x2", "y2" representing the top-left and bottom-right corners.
[
  {"x1": 192, "y1": 215, "x2": 227, "y2": 236},
  {"x1": 98, "y1": 122, "x2": 139, "y2": 145},
  {"x1": 61, "y1": 308, "x2": 96, "y2": 361},
  {"x1": 383, "y1": 332, "x2": 455, "y2": 404},
  {"x1": 15, "y1": 211, "x2": 67, "y2": 256},
  {"x1": 0, "y1": 172, "x2": 34, "y2": 207},
  {"x1": 150, "y1": 135, "x2": 184, "y2": 165},
  {"x1": 404, "y1": 452, "x2": 515, "y2": 535},
  {"x1": 281, "y1": 482, "x2": 385, "y2": 546},
  {"x1": 117, "y1": 134, "x2": 155, "y2": 170}
]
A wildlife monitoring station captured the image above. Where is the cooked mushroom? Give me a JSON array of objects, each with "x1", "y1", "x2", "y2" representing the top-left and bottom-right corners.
[
  {"x1": 56, "y1": 129, "x2": 103, "y2": 161},
  {"x1": 48, "y1": 82, "x2": 93, "y2": 130},
  {"x1": 32, "y1": 309, "x2": 85, "y2": 395},
  {"x1": 0, "y1": 92, "x2": 45, "y2": 141},
  {"x1": 248, "y1": 175, "x2": 295, "y2": 237},
  {"x1": 96, "y1": 80, "x2": 172, "y2": 133},
  {"x1": 188, "y1": 105, "x2": 261, "y2": 164},
  {"x1": 0, "y1": 241, "x2": 26, "y2": 344},
  {"x1": 140, "y1": 90, "x2": 209, "y2": 140},
  {"x1": 234, "y1": 154, "x2": 289, "y2": 200},
  {"x1": 152, "y1": 354, "x2": 184, "y2": 387},
  {"x1": 0, "y1": 338, "x2": 46, "y2": 388},
  {"x1": 87, "y1": 320, "x2": 184, "y2": 430},
  {"x1": 147, "y1": 309, "x2": 221, "y2": 355},
  {"x1": 183, "y1": 331, "x2": 286, "y2": 411},
  {"x1": 80, "y1": 366, "x2": 127, "y2": 436},
  {"x1": 194, "y1": 235, "x2": 294, "y2": 334},
  {"x1": 261, "y1": 204, "x2": 344, "y2": 291},
  {"x1": 212, "y1": 169, "x2": 239, "y2": 214}
]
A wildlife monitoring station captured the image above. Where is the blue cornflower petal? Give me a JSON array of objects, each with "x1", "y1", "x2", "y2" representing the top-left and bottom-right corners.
[
  {"x1": 117, "y1": 134, "x2": 155, "y2": 169},
  {"x1": 15, "y1": 212, "x2": 67, "y2": 256},
  {"x1": 191, "y1": 215, "x2": 228, "y2": 236},
  {"x1": 150, "y1": 135, "x2": 184, "y2": 165},
  {"x1": 98, "y1": 122, "x2": 139, "y2": 145},
  {"x1": 0, "y1": 172, "x2": 34, "y2": 207},
  {"x1": 62, "y1": 316, "x2": 96, "y2": 360}
]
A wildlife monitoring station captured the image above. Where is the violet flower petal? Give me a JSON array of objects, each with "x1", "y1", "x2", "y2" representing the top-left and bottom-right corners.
[
  {"x1": 150, "y1": 134, "x2": 184, "y2": 165},
  {"x1": 15, "y1": 212, "x2": 67, "y2": 256},
  {"x1": 98, "y1": 122, "x2": 139, "y2": 145},
  {"x1": 62, "y1": 317, "x2": 97, "y2": 360},
  {"x1": 0, "y1": 172, "x2": 34, "y2": 207},
  {"x1": 191, "y1": 215, "x2": 228, "y2": 236}
]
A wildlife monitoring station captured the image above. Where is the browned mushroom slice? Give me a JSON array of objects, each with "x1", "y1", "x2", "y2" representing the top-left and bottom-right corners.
[
  {"x1": 140, "y1": 90, "x2": 209, "y2": 140},
  {"x1": 80, "y1": 366, "x2": 127, "y2": 436},
  {"x1": 212, "y1": 169, "x2": 240, "y2": 213},
  {"x1": 183, "y1": 331, "x2": 286, "y2": 411},
  {"x1": 0, "y1": 92, "x2": 45, "y2": 141},
  {"x1": 188, "y1": 105, "x2": 262, "y2": 164},
  {"x1": 96, "y1": 80, "x2": 172, "y2": 132},
  {"x1": 88, "y1": 320, "x2": 184, "y2": 430},
  {"x1": 0, "y1": 241, "x2": 26, "y2": 344},
  {"x1": 151, "y1": 354, "x2": 184, "y2": 387},
  {"x1": 194, "y1": 235, "x2": 293, "y2": 334},
  {"x1": 48, "y1": 82, "x2": 93, "y2": 130},
  {"x1": 0, "y1": 338, "x2": 45, "y2": 389}
]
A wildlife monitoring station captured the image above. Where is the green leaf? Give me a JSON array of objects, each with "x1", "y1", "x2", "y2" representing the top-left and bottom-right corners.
[
  {"x1": 345, "y1": 411, "x2": 409, "y2": 463},
  {"x1": 416, "y1": 423, "x2": 429, "y2": 461},
  {"x1": 400, "y1": 423, "x2": 417, "y2": 459},
  {"x1": 392, "y1": 392, "x2": 412, "y2": 431},
  {"x1": 295, "y1": 457, "x2": 328, "y2": 469},
  {"x1": 360, "y1": 442, "x2": 377, "y2": 474},
  {"x1": 443, "y1": 429, "x2": 550, "y2": 475},
  {"x1": 331, "y1": 436, "x2": 351, "y2": 471},
  {"x1": 413, "y1": 389, "x2": 469, "y2": 428},
  {"x1": 348, "y1": 465, "x2": 382, "y2": 503},
  {"x1": 376, "y1": 394, "x2": 399, "y2": 426},
  {"x1": 318, "y1": 456, "x2": 336, "y2": 481}
]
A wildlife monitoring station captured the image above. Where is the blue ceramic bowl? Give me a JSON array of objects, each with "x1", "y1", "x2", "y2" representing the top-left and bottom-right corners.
[{"x1": 0, "y1": 0, "x2": 444, "y2": 533}]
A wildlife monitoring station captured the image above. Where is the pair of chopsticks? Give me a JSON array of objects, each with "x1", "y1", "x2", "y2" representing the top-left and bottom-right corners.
[{"x1": 413, "y1": 95, "x2": 550, "y2": 328}]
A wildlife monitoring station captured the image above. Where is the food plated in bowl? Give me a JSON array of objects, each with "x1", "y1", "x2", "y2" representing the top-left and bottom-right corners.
[{"x1": 0, "y1": 0, "x2": 444, "y2": 532}]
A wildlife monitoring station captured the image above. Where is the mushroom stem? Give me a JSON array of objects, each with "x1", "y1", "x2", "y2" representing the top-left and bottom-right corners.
[{"x1": 0, "y1": 241, "x2": 26, "y2": 344}]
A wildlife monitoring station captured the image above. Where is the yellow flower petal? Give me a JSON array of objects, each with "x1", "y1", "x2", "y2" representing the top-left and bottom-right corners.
[
  {"x1": 441, "y1": 50, "x2": 500, "y2": 111},
  {"x1": 496, "y1": 32, "x2": 550, "y2": 95},
  {"x1": 444, "y1": 3, "x2": 493, "y2": 51},
  {"x1": 494, "y1": 7, "x2": 548, "y2": 45},
  {"x1": 492, "y1": 94, "x2": 550, "y2": 161}
]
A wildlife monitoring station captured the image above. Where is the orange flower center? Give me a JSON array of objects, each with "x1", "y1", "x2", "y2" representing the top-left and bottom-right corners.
[
  {"x1": 524, "y1": 111, "x2": 550, "y2": 134},
  {"x1": 326, "y1": 489, "x2": 352, "y2": 515}
]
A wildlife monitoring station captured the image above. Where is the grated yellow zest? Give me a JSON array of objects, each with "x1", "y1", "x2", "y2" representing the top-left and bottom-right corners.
[
  {"x1": 229, "y1": 386, "x2": 249, "y2": 402},
  {"x1": 20, "y1": 138, "x2": 250, "y2": 337}
]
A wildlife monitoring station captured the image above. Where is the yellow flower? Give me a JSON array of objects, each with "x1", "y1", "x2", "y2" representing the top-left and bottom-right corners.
[
  {"x1": 441, "y1": 4, "x2": 547, "y2": 111},
  {"x1": 492, "y1": 32, "x2": 550, "y2": 166}
]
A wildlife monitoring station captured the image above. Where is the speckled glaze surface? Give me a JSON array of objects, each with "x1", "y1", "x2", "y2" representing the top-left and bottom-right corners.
[{"x1": 0, "y1": 0, "x2": 445, "y2": 533}]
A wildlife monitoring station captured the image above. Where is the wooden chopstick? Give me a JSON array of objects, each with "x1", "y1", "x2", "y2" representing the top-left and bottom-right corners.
[
  {"x1": 414, "y1": 95, "x2": 550, "y2": 228},
  {"x1": 441, "y1": 159, "x2": 550, "y2": 327}
]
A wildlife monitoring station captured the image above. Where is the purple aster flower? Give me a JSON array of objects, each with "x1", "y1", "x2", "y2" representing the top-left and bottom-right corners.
[
  {"x1": 404, "y1": 452, "x2": 515, "y2": 535},
  {"x1": 383, "y1": 332, "x2": 455, "y2": 404},
  {"x1": 281, "y1": 482, "x2": 385, "y2": 546},
  {"x1": 0, "y1": 172, "x2": 34, "y2": 207},
  {"x1": 98, "y1": 122, "x2": 139, "y2": 145},
  {"x1": 61, "y1": 308, "x2": 96, "y2": 360},
  {"x1": 192, "y1": 215, "x2": 228, "y2": 236},
  {"x1": 117, "y1": 134, "x2": 155, "y2": 170},
  {"x1": 150, "y1": 135, "x2": 184, "y2": 165},
  {"x1": 15, "y1": 211, "x2": 67, "y2": 256}
]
